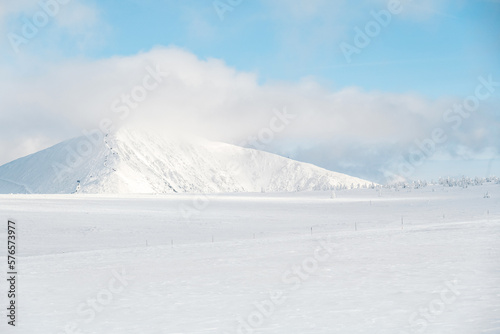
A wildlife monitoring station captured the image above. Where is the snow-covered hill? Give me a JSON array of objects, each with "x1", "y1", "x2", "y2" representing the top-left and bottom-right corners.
[{"x1": 0, "y1": 128, "x2": 373, "y2": 194}]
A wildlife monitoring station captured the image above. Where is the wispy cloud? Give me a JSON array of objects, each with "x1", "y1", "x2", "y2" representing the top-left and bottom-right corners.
[{"x1": 1, "y1": 0, "x2": 105, "y2": 56}]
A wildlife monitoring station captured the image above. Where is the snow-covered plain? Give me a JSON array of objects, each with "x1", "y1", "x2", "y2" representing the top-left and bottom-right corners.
[{"x1": 1, "y1": 184, "x2": 499, "y2": 333}]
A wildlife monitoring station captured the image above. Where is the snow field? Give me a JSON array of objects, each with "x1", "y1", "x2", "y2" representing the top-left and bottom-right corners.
[{"x1": 0, "y1": 184, "x2": 499, "y2": 333}]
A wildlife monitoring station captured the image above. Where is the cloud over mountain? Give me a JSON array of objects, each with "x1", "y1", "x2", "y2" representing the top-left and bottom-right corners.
[{"x1": 1, "y1": 46, "x2": 498, "y2": 182}]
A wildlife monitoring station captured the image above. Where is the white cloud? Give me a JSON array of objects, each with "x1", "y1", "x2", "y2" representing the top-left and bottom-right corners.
[{"x1": 0, "y1": 46, "x2": 497, "y2": 182}]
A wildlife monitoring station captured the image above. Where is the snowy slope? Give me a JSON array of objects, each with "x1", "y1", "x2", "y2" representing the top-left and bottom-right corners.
[{"x1": 0, "y1": 128, "x2": 373, "y2": 194}]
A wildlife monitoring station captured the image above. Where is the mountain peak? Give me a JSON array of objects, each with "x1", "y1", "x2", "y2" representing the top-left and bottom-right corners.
[{"x1": 0, "y1": 128, "x2": 373, "y2": 194}]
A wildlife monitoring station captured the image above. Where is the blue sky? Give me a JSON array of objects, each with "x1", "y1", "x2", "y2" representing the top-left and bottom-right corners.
[
  {"x1": 88, "y1": 0, "x2": 499, "y2": 96},
  {"x1": 0, "y1": 0, "x2": 499, "y2": 182}
]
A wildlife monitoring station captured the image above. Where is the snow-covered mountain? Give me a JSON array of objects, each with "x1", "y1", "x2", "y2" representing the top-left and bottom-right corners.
[{"x1": 0, "y1": 128, "x2": 373, "y2": 194}]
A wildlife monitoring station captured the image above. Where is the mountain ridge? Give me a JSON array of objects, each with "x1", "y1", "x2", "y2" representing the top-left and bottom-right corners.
[{"x1": 0, "y1": 128, "x2": 374, "y2": 194}]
